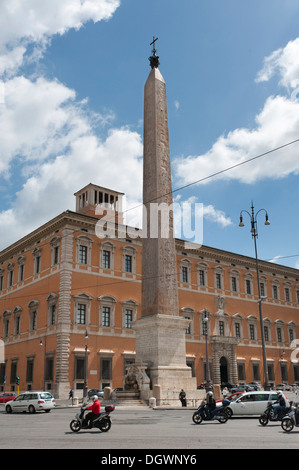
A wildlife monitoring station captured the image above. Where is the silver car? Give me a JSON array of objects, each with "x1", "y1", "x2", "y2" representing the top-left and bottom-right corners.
[
  {"x1": 5, "y1": 391, "x2": 55, "y2": 413},
  {"x1": 226, "y1": 391, "x2": 281, "y2": 417}
]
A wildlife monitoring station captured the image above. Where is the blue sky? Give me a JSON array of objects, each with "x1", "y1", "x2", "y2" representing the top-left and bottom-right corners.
[{"x1": 1, "y1": 0, "x2": 299, "y2": 269}]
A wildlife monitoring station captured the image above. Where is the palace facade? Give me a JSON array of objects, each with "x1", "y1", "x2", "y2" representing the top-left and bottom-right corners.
[{"x1": 0, "y1": 183, "x2": 299, "y2": 398}]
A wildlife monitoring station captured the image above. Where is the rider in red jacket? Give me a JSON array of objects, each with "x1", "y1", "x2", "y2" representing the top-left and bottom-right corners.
[{"x1": 86, "y1": 395, "x2": 101, "y2": 428}]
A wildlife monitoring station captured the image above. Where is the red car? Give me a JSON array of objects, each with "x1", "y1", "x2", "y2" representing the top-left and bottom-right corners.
[{"x1": 0, "y1": 392, "x2": 17, "y2": 403}]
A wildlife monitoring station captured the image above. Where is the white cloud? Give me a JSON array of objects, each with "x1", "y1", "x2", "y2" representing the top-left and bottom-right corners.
[
  {"x1": 0, "y1": 0, "x2": 145, "y2": 251},
  {"x1": 256, "y1": 38, "x2": 299, "y2": 90},
  {"x1": 202, "y1": 205, "x2": 233, "y2": 227},
  {"x1": 0, "y1": 126, "x2": 143, "y2": 249},
  {"x1": 174, "y1": 37, "x2": 299, "y2": 188},
  {"x1": 0, "y1": 0, "x2": 121, "y2": 75}
]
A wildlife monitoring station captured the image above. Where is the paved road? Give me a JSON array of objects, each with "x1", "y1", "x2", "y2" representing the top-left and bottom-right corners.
[{"x1": 0, "y1": 401, "x2": 299, "y2": 451}]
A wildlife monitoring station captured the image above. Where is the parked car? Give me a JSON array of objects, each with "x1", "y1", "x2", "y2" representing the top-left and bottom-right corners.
[
  {"x1": 275, "y1": 383, "x2": 292, "y2": 391},
  {"x1": 87, "y1": 389, "x2": 104, "y2": 398},
  {"x1": 5, "y1": 391, "x2": 55, "y2": 413},
  {"x1": 230, "y1": 384, "x2": 247, "y2": 393},
  {"x1": 246, "y1": 382, "x2": 262, "y2": 391},
  {"x1": 225, "y1": 391, "x2": 281, "y2": 417},
  {"x1": 0, "y1": 392, "x2": 17, "y2": 403}
]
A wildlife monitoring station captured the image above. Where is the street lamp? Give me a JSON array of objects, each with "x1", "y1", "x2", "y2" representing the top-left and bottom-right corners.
[
  {"x1": 83, "y1": 330, "x2": 88, "y2": 402},
  {"x1": 239, "y1": 201, "x2": 270, "y2": 390},
  {"x1": 203, "y1": 309, "x2": 212, "y2": 392}
]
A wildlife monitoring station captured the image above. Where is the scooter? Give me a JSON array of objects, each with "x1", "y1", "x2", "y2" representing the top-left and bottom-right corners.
[
  {"x1": 259, "y1": 401, "x2": 293, "y2": 426},
  {"x1": 192, "y1": 399, "x2": 230, "y2": 424},
  {"x1": 281, "y1": 403, "x2": 299, "y2": 433},
  {"x1": 70, "y1": 404, "x2": 115, "y2": 432}
]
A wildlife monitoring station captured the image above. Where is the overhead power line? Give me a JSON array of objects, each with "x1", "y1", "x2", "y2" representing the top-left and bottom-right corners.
[{"x1": 124, "y1": 137, "x2": 299, "y2": 214}]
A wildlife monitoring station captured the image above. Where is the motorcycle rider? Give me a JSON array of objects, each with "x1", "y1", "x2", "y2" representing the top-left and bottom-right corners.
[
  {"x1": 85, "y1": 395, "x2": 101, "y2": 428},
  {"x1": 273, "y1": 390, "x2": 288, "y2": 418},
  {"x1": 205, "y1": 390, "x2": 216, "y2": 418}
]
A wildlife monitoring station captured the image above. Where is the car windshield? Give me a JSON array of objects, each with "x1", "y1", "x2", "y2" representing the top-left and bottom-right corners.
[
  {"x1": 230, "y1": 394, "x2": 241, "y2": 402},
  {"x1": 15, "y1": 395, "x2": 25, "y2": 401}
]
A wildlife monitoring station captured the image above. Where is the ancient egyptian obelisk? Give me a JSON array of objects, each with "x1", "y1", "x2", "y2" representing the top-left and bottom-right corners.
[{"x1": 134, "y1": 38, "x2": 197, "y2": 399}]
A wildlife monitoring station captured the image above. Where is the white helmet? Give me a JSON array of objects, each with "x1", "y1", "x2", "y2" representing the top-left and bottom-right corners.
[
  {"x1": 207, "y1": 391, "x2": 213, "y2": 396},
  {"x1": 277, "y1": 390, "x2": 282, "y2": 397},
  {"x1": 92, "y1": 395, "x2": 98, "y2": 402}
]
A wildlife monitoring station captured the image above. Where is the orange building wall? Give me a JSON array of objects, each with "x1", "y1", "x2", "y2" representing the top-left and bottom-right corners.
[{"x1": 1, "y1": 215, "x2": 299, "y2": 396}]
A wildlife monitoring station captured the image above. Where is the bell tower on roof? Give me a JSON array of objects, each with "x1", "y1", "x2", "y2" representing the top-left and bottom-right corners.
[{"x1": 74, "y1": 183, "x2": 124, "y2": 224}]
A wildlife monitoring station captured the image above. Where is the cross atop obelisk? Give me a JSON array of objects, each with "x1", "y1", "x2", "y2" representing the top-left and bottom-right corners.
[{"x1": 149, "y1": 36, "x2": 160, "y2": 69}]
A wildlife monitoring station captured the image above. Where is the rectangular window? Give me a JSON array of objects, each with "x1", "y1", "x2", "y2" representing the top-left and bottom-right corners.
[
  {"x1": 0, "y1": 275, "x2": 3, "y2": 291},
  {"x1": 75, "y1": 358, "x2": 85, "y2": 380},
  {"x1": 50, "y1": 305, "x2": 56, "y2": 325},
  {"x1": 125, "y1": 309, "x2": 133, "y2": 329},
  {"x1": 285, "y1": 288, "x2": 290, "y2": 302},
  {"x1": 77, "y1": 304, "x2": 86, "y2": 324},
  {"x1": 264, "y1": 325, "x2": 269, "y2": 342},
  {"x1": 199, "y1": 270, "x2": 205, "y2": 286},
  {"x1": 101, "y1": 358, "x2": 112, "y2": 381},
  {"x1": 281, "y1": 363, "x2": 288, "y2": 382},
  {"x1": 8, "y1": 270, "x2": 13, "y2": 287},
  {"x1": 31, "y1": 311, "x2": 37, "y2": 331},
  {"x1": 182, "y1": 266, "x2": 188, "y2": 283},
  {"x1": 15, "y1": 316, "x2": 21, "y2": 335},
  {"x1": 277, "y1": 327, "x2": 282, "y2": 343},
  {"x1": 246, "y1": 279, "x2": 251, "y2": 295},
  {"x1": 249, "y1": 324, "x2": 255, "y2": 340},
  {"x1": 289, "y1": 329, "x2": 294, "y2": 343},
  {"x1": 238, "y1": 363, "x2": 246, "y2": 381},
  {"x1": 18, "y1": 264, "x2": 24, "y2": 282},
  {"x1": 273, "y1": 285, "x2": 278, "y2": 299},
  {"x1": 26, "y1": 359, "x2": 34, "y2": 383},
  {"x1": 235, "y1": 322, "x2": 240, "y2": 338},
  {"x1": 103, "y1": 250, "x2": 110, "y2": 269},
  {"x1": 260, "y1": 282, "x2": 265, "y2": 297},
  {"x1": 35, "y1": 256, "x2": 41, "y2": 274},
  {"x1": 231, "y1": 277, "x2": 237, "y2": 292},
  {"x1": 219, "y1": 320, "x2": 225, "y2": 336},
  {"x1": 216, "y1": 273, "x2": 221, "y2": 289},
  {"x1": 102, "y1": 306, "x2": 110, "y2": 327},
  {"x1": 252, "y1": 363, "x2": 260, "y2": 381},
  {"x1": 125, "y1": 255, "x2": 132, "y2": 273},
  {"x1": 53, "y1": 246, "x2": 59, "y2": 265},
  {"x1": 79, "y1": 245, "x2": 88, "y2": 264}
]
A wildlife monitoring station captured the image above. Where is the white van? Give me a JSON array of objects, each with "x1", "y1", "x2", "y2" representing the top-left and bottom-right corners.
[{"x1": 226, "y1": 391, "x2": 285, "y2": 417}]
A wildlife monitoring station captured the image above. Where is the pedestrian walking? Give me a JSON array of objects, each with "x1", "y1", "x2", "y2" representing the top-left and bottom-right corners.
[{"x1": 69, "y1": 389, "x2": 73, "y2": 400}]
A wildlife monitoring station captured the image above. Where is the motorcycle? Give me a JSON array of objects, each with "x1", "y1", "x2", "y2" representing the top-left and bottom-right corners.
[
  {"x1": 70, "y1": 404, "x2": 115, "y2": 432},
  {"x1": 192, "y1": 399, "x2": 230, "y2": 424},
  {"x1": 281, "y1": 403, "x2": 299, "y2": 433},
  {"x1": 259, "y1": 401, "x2": 292, "y2": 426}
]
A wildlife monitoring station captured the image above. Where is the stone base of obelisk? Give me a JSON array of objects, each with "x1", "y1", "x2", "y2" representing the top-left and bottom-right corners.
[{"x1": 133, "y1": 314, "x2": 203, "y2": 405}]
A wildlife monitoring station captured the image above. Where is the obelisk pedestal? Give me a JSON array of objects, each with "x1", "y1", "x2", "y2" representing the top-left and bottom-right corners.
[{"x1": 134, "y1": 42, "x2": 199, "y2": 404}]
